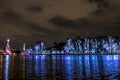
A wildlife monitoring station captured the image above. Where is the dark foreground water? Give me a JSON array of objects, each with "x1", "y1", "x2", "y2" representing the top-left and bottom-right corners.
[{"x1": 0, "y1": 54, "x2": 120, "y2": 80}]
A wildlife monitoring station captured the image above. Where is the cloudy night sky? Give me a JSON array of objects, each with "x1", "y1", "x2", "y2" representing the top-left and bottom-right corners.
[{"x1": 0, "y1": 0, "x2": 120, "y2": 49}]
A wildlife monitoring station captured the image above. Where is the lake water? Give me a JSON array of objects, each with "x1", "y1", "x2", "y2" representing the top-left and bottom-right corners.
[{"x1": 0, "y1": 54, "x2": 120, "y2": 80}]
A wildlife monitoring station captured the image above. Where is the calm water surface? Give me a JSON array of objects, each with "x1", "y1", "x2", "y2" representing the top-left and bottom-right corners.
[{"x1": 0, "y1": 54, "x2": 120, "y2": 80}]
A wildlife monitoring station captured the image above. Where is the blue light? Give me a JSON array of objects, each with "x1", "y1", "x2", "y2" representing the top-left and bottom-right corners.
[
  {"x1": 34, "y1": 55, "x2": 40, "y2": 59},
  {"x1": 25, "y1": 36, "x2": 120, "y2": 54},
  {"x1": 4, "y1": 55, "x2": 10, "y2": 80},
  {"x1": 113, "y1": 55, "x2": 118, "y2": 60}
]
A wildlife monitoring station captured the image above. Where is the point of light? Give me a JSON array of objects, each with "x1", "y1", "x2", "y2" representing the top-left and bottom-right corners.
[{"x1": 7, "y1": 39, "x2": 10, "y2": 42}]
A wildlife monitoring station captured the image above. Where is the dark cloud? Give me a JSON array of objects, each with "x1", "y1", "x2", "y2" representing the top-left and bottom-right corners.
[
  {"x1": 27, "y1": 23, "x2": 50, "y2": 33},
  {"x1": 49, "y1": 16, "x2": 76, "y2": 27},
  {"x1": 27, "y1": 5, "x2": 43, "y2": 12},
  {"x1": 88, "y1": 0, "x2": 110, "y2": 16},
  {"x1": 91, "y1": 8, "x2": 103, "y2": 16},
  {"x1": 88, "y1": 0, "x2": 109, "y2": 8},
  {"x1": 3, "y1": 9, "x2": 22, "y2": 20},
  {"x1": 49, "y1": 11, "x2": 120, "y2": 38},
  {"x1": 90, "y1": 0, "x2": 120, "y2": 16},
  {"x1": 49, "y1": 16, "x2": 90, "y2": 27},
  {"x1": 74, "y1": 18, "x2": 90, "y2": 27},
  {"x1": 26, "y1": 23, "x2": 55, "y2": 37}
]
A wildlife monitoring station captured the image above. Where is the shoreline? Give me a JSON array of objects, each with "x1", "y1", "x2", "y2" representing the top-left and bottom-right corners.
[{"x1": 1, "y1": 53, "x2": 120, "y2": 55}]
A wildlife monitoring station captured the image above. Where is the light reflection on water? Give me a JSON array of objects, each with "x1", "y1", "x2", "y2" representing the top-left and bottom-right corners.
[{"x1": 0, "y1": 54, "x2": 120, "y2": 80}]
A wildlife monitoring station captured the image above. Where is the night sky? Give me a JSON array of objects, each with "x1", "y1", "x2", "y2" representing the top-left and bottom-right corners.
[{"x1": 0, "y1": 0, "x2": 120, "y2": 50}]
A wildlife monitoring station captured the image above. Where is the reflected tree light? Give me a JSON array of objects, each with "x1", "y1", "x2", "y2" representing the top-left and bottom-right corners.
[
  {"x1": 34, "y1": 55, "x2": 46, "y2": 60},
  {"x1": 113, "y1": 55, "x2": 119, "y2": 60},
  {"x1": 34, "y1": 55, "x2": 41, "y2": 76},
  {"x1": 106, "y1": 55, "x2": 112, "y2": 60},
  {"x1": 5, "y1": 55, "x2": 9, "y2": 62},
  {"x1": 41, "y1": 55, "x2": 46, "y2": 60},
  {"x1": 65, "y1": 56, "x2": 73, "y2": 60},
  {"x1": 4, "y1": 55, "x2": 10, "y2": 80},
  {"x1": 65, "y1": 56, "x2": 73, "y2": 79},
  {"x1": 91, "y1": 55, "x2": 97, "y2": 61},
  {"x1": 34, "y1": 55, "x2": 40, "y2": 60},
  {"x1": 106, "y1": 55, "x2": 119, "y2": 60},
  {"x1": 84, "y1": 55, "x2": 90, "y2": 61}
]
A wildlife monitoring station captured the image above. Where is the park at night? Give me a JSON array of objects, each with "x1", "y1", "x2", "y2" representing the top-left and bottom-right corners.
[{"x1": 0, "y1": 0, "x2": 120, "y2": 80}]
